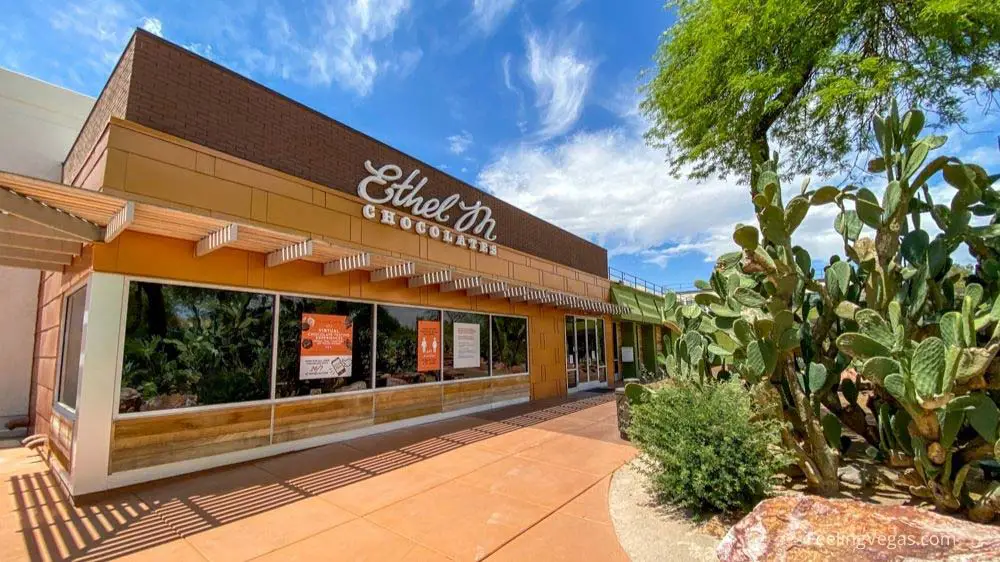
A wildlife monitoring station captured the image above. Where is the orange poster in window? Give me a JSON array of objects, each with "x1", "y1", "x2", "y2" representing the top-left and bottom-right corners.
[
  {"x1": 417, "y1": 320, "x2": 441, "y2": 372},
  {"x1": 299, "y1": 313, "x2": 353, "y2": 380}
]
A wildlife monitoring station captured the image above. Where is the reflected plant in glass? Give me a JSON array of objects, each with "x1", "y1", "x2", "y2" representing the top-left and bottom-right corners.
[{"x1": 120, "y1": 282, "x2": 273, "y2": 412}]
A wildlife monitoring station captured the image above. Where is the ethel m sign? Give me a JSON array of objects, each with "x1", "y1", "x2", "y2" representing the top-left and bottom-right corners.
[{"x1": 358, "y1": 160, "x2": 499, "y2": 255}]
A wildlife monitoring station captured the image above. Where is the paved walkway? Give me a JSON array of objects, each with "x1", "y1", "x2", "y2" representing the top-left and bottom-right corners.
[{"x1": 1, "y1": 392, "x2": 635, "y2": 561}]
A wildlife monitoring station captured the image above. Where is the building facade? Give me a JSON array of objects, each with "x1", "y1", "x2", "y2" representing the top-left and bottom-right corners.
[
  {"x1": 0, "y1": 31, "x2": 628, "y2": 498},
  {"x1": 0, "y1": 68, "x2": 93, "y2": 437}
]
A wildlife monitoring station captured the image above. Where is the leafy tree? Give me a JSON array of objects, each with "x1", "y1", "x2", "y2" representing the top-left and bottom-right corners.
[{"x1": 642, "y1": 0, "x2": 1000, "y2": 186}]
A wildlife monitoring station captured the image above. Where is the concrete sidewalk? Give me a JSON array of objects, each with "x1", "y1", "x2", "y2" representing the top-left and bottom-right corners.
[{"x1": 1, "y1": 392, "x2": 635, "y2": 561}]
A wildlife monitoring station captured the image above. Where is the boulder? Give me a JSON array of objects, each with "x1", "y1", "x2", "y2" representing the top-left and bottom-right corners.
[
  {"x1": 335, "y1": 381, "x2": 369, "y2": 393},
  {"x1": 141, "y1": 393, "x2": 197, "y2": 411},
  {"x1": 118, "y1": 388, "x2": 142, "y2": 413},
  {"x1": 837, "y1": 465, "x2": 878, "y2": 488},
  {"x1": 717, "y1": 495, "x2": 1000, "y2": 561}
]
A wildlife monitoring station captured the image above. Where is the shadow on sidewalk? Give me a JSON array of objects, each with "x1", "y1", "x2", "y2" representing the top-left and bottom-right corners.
[{"x1": 7, "y1": 391, "x2": 618, "y2": 562}]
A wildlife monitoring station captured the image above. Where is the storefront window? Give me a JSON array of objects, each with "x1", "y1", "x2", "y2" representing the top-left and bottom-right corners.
[
  {"x1": 119, "y1": 282, "x2": 274, "y2": 413},
  {"x1": 491, "y1": 316, "x2": 528, "y2": 375},
  {"x1": 276, "y1": 296, "x2": 373, "y2": 398},
  {"x1": 443, "y1": 311, "x2": 489, "y2": 380},
  {"x1": 57, "y1": 286, "x2": 87, "y2": 410},
  {"x1": 376, "y1": 305, "x2": 441, "y2": 387}
]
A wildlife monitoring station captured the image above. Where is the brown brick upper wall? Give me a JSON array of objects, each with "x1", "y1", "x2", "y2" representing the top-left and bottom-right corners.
[
  {"x1": 105, "y1": 29, "x2": 606, "y2": 278},
  {"x1": 63, "y1": 37, "x2": 134, "y2": 186}
]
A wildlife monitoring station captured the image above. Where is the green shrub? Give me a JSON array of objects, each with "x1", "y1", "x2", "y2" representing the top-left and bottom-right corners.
[{"x1": 628, "y1": 379, "x2": 787, "y2": 514}]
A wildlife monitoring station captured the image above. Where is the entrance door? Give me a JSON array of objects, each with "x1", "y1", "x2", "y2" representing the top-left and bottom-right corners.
[
  {"x1": 565, "y1": 316, "x2": 578, "y2": 389},
  {"x1": 566, "y1": 315, "x2": 607, "y2": 391}
]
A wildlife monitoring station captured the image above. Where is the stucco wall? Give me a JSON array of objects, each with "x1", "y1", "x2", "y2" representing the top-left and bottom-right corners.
[
  {"x1": 0, "y1": 68, "x2": 93, "y2": 432},
  {"x1": 0, "y1": 268, "x2": 39, "y2": 426}
]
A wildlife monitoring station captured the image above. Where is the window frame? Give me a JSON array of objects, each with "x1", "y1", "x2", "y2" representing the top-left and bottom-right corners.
[
  {"x1": 273, "y1": 294, "x2": 377, "y2": 399},
  {"x1": 374, "y1": 303, "x2": 444, "y2": 387},
  {"x1": 113, "y1": 275, "x2": 531, "y2": 420},
  {"x1": 53, "y1": 280, "x2": 90, "y2": 417}
]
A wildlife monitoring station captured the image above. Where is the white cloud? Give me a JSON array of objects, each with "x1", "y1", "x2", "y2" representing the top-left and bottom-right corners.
[
  {"x1": 140, "y1": 16, "x2": 162, "y2": 37},
  {"x1": 524, "y1": 27, "x2": 595, "y2": 140},
  {"x1": 556, "y1": 0, "x2": 584, "y2": 14},
  {"x1": 470, "y1": 0, "x2": 517, "y2": 35},
  {"x1": 48, "y1": 0, "x2": 144, "y2": 71},
  {"x1": 478, "y1": 100, "x2": 864, "y2": 269},
  {"x1": 261, "y1": 0, "x2": 414, "y2": 96},
  {"x1": 447, "y1": 131, "x2": 474, "y2": 155}
]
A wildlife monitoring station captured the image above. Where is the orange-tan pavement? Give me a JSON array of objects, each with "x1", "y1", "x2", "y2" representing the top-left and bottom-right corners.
[{"x1": 1, "y1": 392, "x2": 636, "y2": 561}]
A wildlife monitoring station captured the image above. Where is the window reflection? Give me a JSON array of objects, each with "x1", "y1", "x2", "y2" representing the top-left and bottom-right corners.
[
  {"x1": 491, "y1": 316, "x2": 528, "y2": 375},
  {"x1": 276, "y1": 296, "x2": 373, "y2": 397},
  {"x1": 376, "y1": 305, "x2": 441, "y2": 387},
  {"x1": 120, "y1": 282, "x2": 273, "y2": 413},
  {"x1": 443, "y1": 311, "x2": 489, "y2": 380}
]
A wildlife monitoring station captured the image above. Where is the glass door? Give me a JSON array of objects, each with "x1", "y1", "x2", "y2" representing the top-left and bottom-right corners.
[
  {"x1": 565, "y1": 316, "x2": 578, "y2": 388},
  {"x1": 576, "y1": 317, "x2": 589, "y2": 383},
  {"x1": 597, "y1": 319, "x2": 607, "y2": 383}
]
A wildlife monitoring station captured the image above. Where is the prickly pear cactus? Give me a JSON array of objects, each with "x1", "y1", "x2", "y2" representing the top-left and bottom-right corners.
[{"x1": 655, "y1": 102, "x2": 1000, "y2": 517}]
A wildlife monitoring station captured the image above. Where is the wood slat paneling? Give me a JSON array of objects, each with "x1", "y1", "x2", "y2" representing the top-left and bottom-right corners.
[
  {"x1": 272, "y1": 393, "x2": 374, "y2": 444},
  {"x1": 109, "y1": 405, "x2": 271, "y2": 473},
  {"x1": 49, "y1": 410, "x2": 74, "y2": 472},
  {"x1": 443, "y1": 379, "x2": 491, "y2": 412},
  {"x1": 492, "y1": 374, "x2": 531, "y2": 404},
  {"x1": 374, "y1": 385, "x2": 443, "y2": 425}
]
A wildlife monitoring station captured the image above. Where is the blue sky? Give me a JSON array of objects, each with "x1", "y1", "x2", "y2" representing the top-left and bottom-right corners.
[{"x1": 2, "y1": 1, "x2": 998, "y2": 291}]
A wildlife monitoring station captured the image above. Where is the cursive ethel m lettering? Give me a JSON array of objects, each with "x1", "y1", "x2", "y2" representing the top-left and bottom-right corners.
[{"x1": 357, "y1": 161, "x2": 498, "y2": 241}]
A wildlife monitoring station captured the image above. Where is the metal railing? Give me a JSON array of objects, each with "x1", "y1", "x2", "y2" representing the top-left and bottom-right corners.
[{"x1": 608, "y1": 267, "x2": 698, "y2": 296}]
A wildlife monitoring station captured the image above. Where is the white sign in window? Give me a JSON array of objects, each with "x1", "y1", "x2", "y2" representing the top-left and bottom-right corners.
[
  {"x1": 453, "y1": 322, "x2": 481, "y2": 369},
  {"x1": 621, "y1": 346, "x2": 635, "y2": 363}
]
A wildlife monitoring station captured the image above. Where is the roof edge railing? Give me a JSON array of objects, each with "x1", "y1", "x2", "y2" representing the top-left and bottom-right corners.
[{"x1": 608, "y1": 267, "x2": 697, "y2": 297}]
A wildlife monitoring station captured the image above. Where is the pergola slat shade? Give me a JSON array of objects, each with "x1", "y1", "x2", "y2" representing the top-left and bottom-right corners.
[
  {"x1": 0, "y1": 170, "x2": 618, "y2": 313},
  {"x1": 441, "y1": 276, "x2": 481, "y2": 292},
  {"x1": 0, "y1": 247, "x2": 72, "y2": 265},
  {"x1": 371, "y1": 262, "x2": 415, "y2": 283},
  {"x1": 195, "y1": 224, "x2": 239, "y2": 257},
  {"x1": 0, "y1": 233, "x2": 81, "y2": 255},
  {"x1": 408, "y1": 270, "x2": 452, "y2": 288},
  {"x1": 0, "y1": 256, "x2": 63, "y2": 272},
  {"x1": 265, "y1": 240, "x2": 313, "y2": 268},
  {"x1": 323, "y1": 252, "x2": 371, "y2": 276},
  {"x1": 0, "y1": 188, "x2": 102, "y2": 241}
]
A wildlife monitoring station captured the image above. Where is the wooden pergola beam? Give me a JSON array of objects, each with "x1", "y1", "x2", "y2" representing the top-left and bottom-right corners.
[
  {"x1": 0, "y1": 214, "x2": 90, "y2": 242},
  {"x1": 0, "y1": 247, "x2": 73, "y2": 265},
  {"x1": 0, "y1": 188, "x2": 102, "y2": 241},
  {"x1": 196, "y1": 224, "x2": 239, "y2": 257},
  {"x1": 0, "y1": 233, "x2": 81, "y2": 255},
  {"x1": 0, "y1": 256, "x2": 63, "y2": 272},
  {"x1": 468, "y1": 281, "x2": 506, "y2": 297},
  {"x1": 103, "y1": 202, "x2": 134, "y2": 243},
  {"x1": 441, "y1": 276, "x2": 481, "y2": 293},
  {"x1": 492, "y1": 286, "x2": 529, "y2": 300},
  {"x1": 510, "y1": 289, "x2": 541, "y2": 303},
  {"x1": 323, "y1": 252, "x2": 371, "y2": 276},
  {"x1": 408, "y1": 269, "x2": 452, "y2": 289},
  {"x1": 266, "y1": 240, "x2": 313, "y2": 268},
  {"x1": 371, "y1": 262, "x2": 415, "y2": 283}
]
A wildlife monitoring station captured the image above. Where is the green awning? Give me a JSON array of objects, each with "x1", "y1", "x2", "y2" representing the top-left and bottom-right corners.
[
  {"x1": 610, "y1": 285, "x2": 644, "y2": 322},
  {"x1": 634, "y1": 292, "x2": 662, "y2": 324}
]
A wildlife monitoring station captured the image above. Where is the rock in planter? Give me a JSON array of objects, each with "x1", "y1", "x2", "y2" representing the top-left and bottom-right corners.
[
  {"x1": 616, "y1": 378, "x2": 645, "y2": 440},
  {"x1": 615, "y1": 387, "x2": 630, "y2": 440},
  {"x1": 717, "y1": 495, "x2": 1000, "y2": 561},
  {"x1": 837, "y1": 464, "x2": 878, "y2": 488}
]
